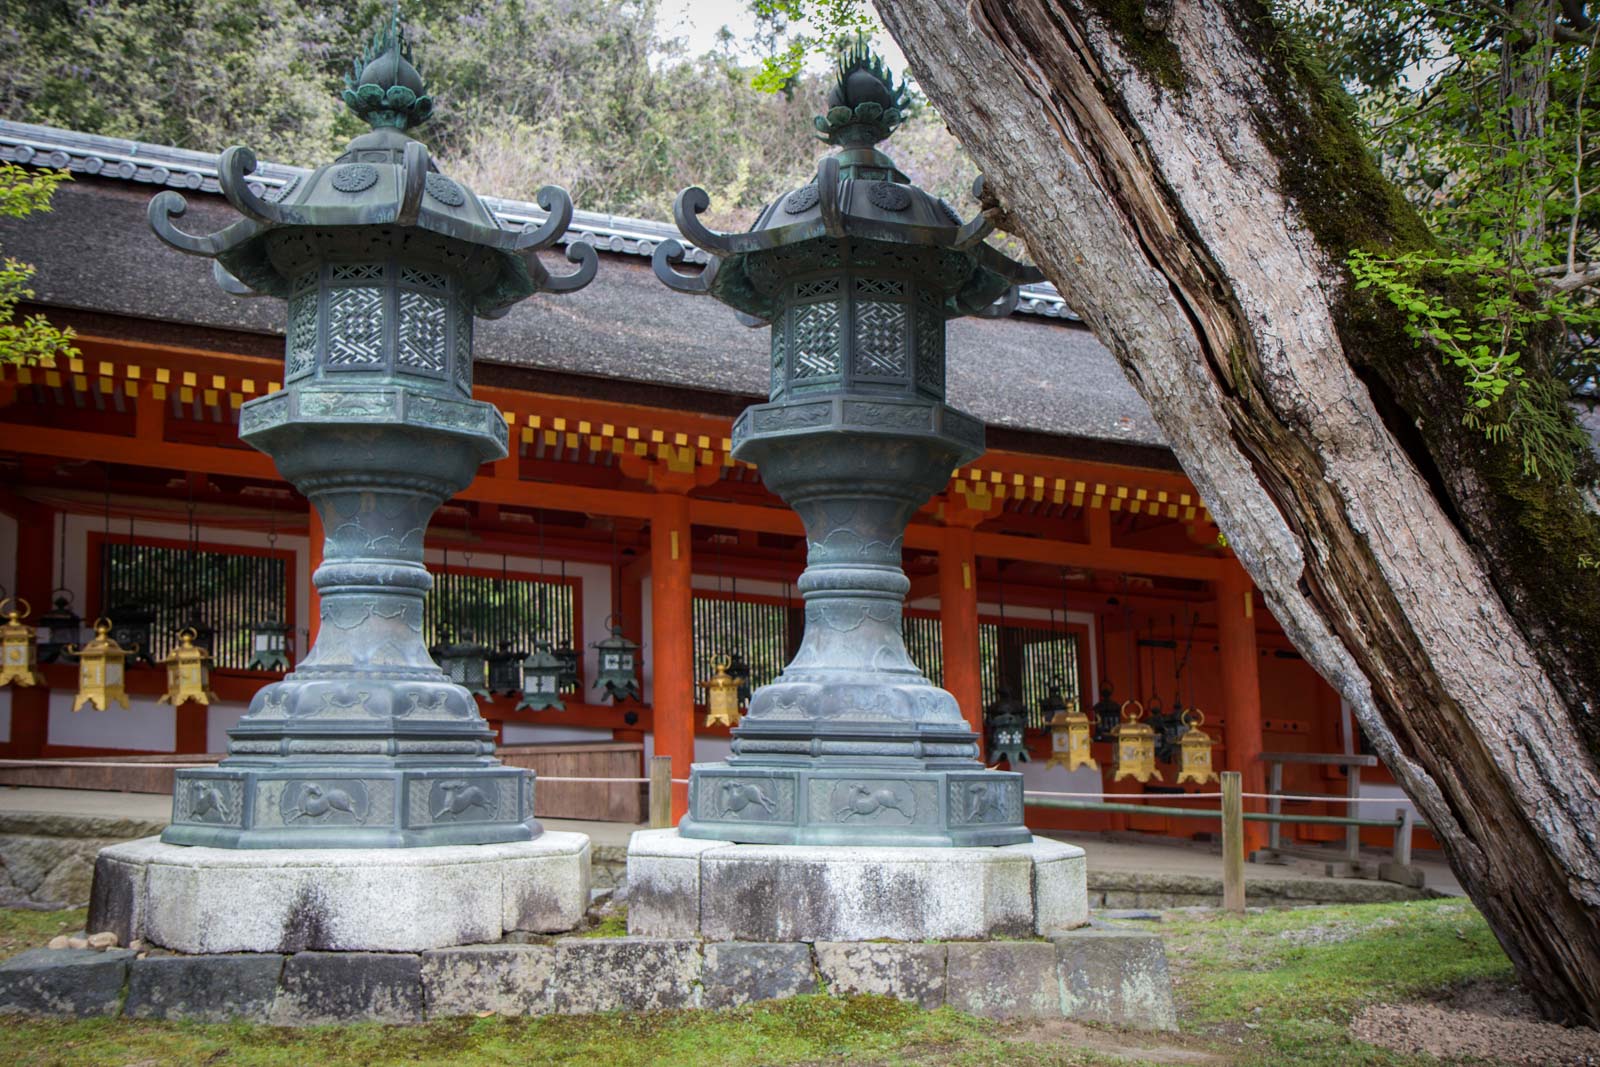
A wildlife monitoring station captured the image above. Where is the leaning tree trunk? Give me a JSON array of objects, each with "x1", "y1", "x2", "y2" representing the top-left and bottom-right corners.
[{"x1": 873, "y1": 0, "x2": 1600, "y2": 1024}]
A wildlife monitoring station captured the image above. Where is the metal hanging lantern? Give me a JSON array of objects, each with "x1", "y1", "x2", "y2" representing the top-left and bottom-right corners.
[
  {"x1": 246, "y1": 614, "x2": 293, "y2": 671},
  {"x1": 37, "y1": 590, "x2": 82, "y2": 664},
  {"x1": 986, "y1": 687, "x2": 1030, "y2": 767},
  {"x1": 65, "y1": 617, "x2": 132, "y2": 712},
  {"x1": 487, "y1": 640, "x2": 525, "y2": 696},
  {"x1": 0, "y1": 598, "x2": 44, "y2": 688},
  {"x1": 592, "y1": 615, "x2": 641, "y2": 703},
  {"x1": 1044, "y1": 679, "x2": 1097, "y2": 773},
  {"x1": 103, "y1": 591, "x2": 157, "y2": 668},
  {"x1": 724, "y1": 648, "x2": 752, "y2": 707},
  {"x1": 702, "y1": 654, "x2": 742, "y2": 728},
  {"x1": 1175, "y1": 707, "x2": 1219, "y2": 785},
  {"x1": 515, "y1": 642, "x2": 567, "y2": 711},
  {"x1": 552, "y1": 642, "x2": 580, "y2": 691},
  {"x1": 159, "y1": 627, "x2": 218, "y2": 708},
  {"x1": 1091, "y1": 682, "x2": 1121, "y2": 742},
  {"x1": 431, "y1": 627, "x2": 492, "y2": 700},
  {"x1": 1112, "y1": 700, "x2": 1163, "y2": 784}
]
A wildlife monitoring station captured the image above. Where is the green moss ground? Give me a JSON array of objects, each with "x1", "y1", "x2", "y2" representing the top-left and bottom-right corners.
[
  {"x1": 0, "y1": 898, "x2": 1519, "y2": 1066},
  {"x1": 0, "y1": 908, "x2": 84, "y2": 962}
]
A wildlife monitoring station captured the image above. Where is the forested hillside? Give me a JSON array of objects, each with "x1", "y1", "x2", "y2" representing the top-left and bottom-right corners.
[{"x1": 0, "y1": 0, "x2": 972, "y2": 228}]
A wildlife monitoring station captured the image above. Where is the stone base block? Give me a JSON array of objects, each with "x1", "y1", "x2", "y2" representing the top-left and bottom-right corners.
[
  {"x1": 627, "y1": 828, "x2": 1086, "y2": 941},
  {"x1": 0, "y1": 948, "x2": 133, "y2": 1017},
  {"x1": 126, "y1": 953, "x2": 285, "y2": 1022},
  {"x1": 88, "y1": 832, "x2": 590, "y2": 954}
]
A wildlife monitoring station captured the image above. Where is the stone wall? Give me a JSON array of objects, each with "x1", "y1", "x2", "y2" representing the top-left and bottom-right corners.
[{"x1": 0, "y1": 814, "x2": 167, "y2": 909}]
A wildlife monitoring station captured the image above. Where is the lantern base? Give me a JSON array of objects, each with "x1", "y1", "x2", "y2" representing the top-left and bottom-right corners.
[
  {"x1": 88, "y1": 833, "x2": 590, "y2": 954},
  {"x1": 161, "y1": 763, "x2": 539, "y2": 850},
  {"x1": 627, "y1": 828, "x2": 1086, "y2": 941},
  {"x1": 678, "y1": 762, "x2": 1032, "y2": 848}
]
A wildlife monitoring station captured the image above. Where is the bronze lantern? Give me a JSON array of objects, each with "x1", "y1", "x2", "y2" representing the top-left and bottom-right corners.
[
  {"x1": 36, "y1": 590, "x2": 82, "y2": 665},
  {"x1": 592, "y1": 615, "x2": 641, "y2": 703},
  {"x1": 986, "y1": 686, "x2": 1030, "y2": 767},
  {"x1": 516, "y1": 642, "x2": 566, "y2": 712},
  {"x1": 431, "y1": 628, "x2": 492, "y2": 701},
  {"x1": 246, "y1": 614, "x2": 293, "y2": 671}
]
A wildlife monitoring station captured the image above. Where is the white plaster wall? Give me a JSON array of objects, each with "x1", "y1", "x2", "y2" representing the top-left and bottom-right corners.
[
  {"x1": 1018, "y1": 759, "x2": 1103, "y2": 795},
  {"x1": 206, "y1": 705, "x2": 247, "y2": 753},
  {"x1": 48, "y1": 690, "x2": 175, "y2": 751},
  {"x1": 501, "y1": 722, "x2": 616, "y2": 746}
]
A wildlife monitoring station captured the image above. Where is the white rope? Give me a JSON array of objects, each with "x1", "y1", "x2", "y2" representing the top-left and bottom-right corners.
[
  {"x1": 1021, "y1": 787, "x2": 1415, "y2": 806},
  {"x1": 536, "y1": 775, "x2": 648, "y2": 784},
  {"x1": 0, "y1": 758, "x2": 216, "y2": 770}
]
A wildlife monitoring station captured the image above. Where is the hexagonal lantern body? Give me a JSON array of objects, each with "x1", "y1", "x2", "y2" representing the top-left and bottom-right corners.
[
  {"x1": 654, "y1": 42, "x2": 1040, "y2": 847},
  {"x1": 515, "y1": 642, "x2": 566, "y2": 712},
  {"x1": 0, "y1": 599, "x2": 43, "y2": 688},
  {"x1": 36, "y1": 592, "x2": 82, "y2": 665},
  {"x1": 146, "y1": 13, "x2": 595, "y2": 848}
]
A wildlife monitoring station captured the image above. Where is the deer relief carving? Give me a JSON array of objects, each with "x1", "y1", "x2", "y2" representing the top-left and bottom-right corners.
[
  {"x1": 835, "y1": 783, "x2": 916, "y2": 821},
  {"x1": 432, "y1": 780, "x2": 493, "y2": 821},
  {"x1": 717, "y1": 781, "x2": 778, "y2": 819},
  {"x1": 283, "y1": 782, "x2": 368, "y2": 824}
]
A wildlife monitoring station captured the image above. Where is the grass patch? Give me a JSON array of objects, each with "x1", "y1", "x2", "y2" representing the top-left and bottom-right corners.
[
  {"x1": 1159, "y1": 897, "x2": 1515, "y2": 1065},
  {"x1": 0, "y1": 908, "x2": 84, "y2": 962},
  {"x1": 579, "y1": 909, "x2": 628, "y2": 939},
  {"x1": 0, "y1": 898, "x2": 1520, "y2": 1066}
]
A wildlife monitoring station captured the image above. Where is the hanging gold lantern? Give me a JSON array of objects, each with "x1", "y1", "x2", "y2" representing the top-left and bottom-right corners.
[
  {"x1": 64, "y1": 617, "x2": 132, "y2": 712},
  {"x1": 702, "y1": 654, "x2": 742, "y2": 728},
  {"x1": 159, "y1": 627, "x2": 217, "y2": 708},
  {"x1": 1176, "y1": 707, "x2": 1219, "y2": 785},
  {"x1": 1046, "y1": 698, "x2": 1098, "y2": 773},
  {"x1": 0, "y1": 598, "x2": 44, "y2": 688},
  {"x1": 1112, "y1": 700, "x2": 1162, "y2": 784}
]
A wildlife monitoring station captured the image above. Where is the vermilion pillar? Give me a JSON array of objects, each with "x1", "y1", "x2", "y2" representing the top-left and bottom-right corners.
[
  {"x1": 938, "y1": 525, "x2": 984, "y2": 747},
  {"x1": 1217, "y1": 560, "x2": 1267, "y2": 851},
  {"x1": 650, "y1": 492, "x2": 694, "y2": 820},
  {"x1": 8, "y1": 504, "x2": 53, "y2": 756}
]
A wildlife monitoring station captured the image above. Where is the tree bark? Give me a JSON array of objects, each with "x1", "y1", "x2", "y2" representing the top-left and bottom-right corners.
[{"x1": 872, "y1": 0, "x2": 1600, "y2": 1024}]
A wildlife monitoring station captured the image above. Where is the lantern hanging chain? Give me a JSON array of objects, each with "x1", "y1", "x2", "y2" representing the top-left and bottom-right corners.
[
  {"x1": 1121, "y1": 577, "x2": 1137, "y2": 703},
  {"x1": 55, "y1": 510, "x2": 67, "y2": 595},
  {"x1": 1174, "y1": 611, "x2": 1197, "y2": 712}
]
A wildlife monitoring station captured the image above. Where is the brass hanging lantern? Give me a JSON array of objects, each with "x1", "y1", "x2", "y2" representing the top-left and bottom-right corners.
[
  {"x1": 702, "y1": 654, "x2": 742, "y2": 728},
  {"x1": 65, "y1": 617, "x2": 132, "y2": 712},
  {"x1": 516, "y1": 641, "x2": 566, "y2": 711},
  {"x1": 1175, "y1": 707, "x2": 1219, "y2": 785},
  {"x1": 159, "y1": 627, "x2": 218, "y2": 708},
  {"x1": 1112, "y1": 700, "x2": 1162, "y2": 783},
  {"x1": 1044, "y1": 684, "x2": 1097, "y2": 773},
  {"x1": 986, "y1": 686, "x2": 1030, "y2": 767},
  {"x1": 36, "y1": 590, "x2": 83, "y2": 665},
  {"x1": 592, "y1": 615, "x2": 641, "y2": 703},
  {"x1": 431, "y1": 627, "x2": 492, "y2": 701},
  {"x1": 247, "y1": 614, "x2": 293, "y2": 671},
  {"x1": 0, "y1": 598, "x2": 44, "y2": 688}
]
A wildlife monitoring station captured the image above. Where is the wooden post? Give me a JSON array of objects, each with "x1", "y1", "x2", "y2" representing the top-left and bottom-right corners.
[
  {"x1": 1266, "y1": 759, "x2": 1284, "y2": 853},
  {"x1": 1222, "y1": 770, "x2": 1246, "y2": 914},
  {"x1": 1392, "y1": 807, "x2": 1413, "y2": 867},
  {"x1": 1217, "y1": 561, "x2": 1266, "y2": 852},
  {"x1": 1344, "y1": 762, "x2": 1363, "y2": 863},
  {"x1": 938, "y1": 525, "x2": 984, "y2": 743},
  {"x1": 650, "y1": 492, "x2": 694, "y2": 821},
  {"x1": 649, "y1": 755, "x2": 673, "y2": 829}
]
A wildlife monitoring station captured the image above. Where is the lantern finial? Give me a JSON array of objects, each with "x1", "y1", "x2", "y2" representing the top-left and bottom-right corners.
[
  {"x1": 816, "y1": 36, "x2": 909, "y2": 149},
  {"x1": 342, "y1": 2, "x2": 433, "y2": 131}
]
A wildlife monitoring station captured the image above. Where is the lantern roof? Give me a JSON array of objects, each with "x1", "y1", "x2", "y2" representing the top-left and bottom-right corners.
[
  {"x1": 146, "y1": 6, "x2": 594, "y2": 318},
  {"x1": 654, "y1": 40, "x2": 1042, "y2": 323}
]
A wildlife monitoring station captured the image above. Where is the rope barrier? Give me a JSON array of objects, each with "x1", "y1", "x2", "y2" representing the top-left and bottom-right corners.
[
  {"x1": 1020, "y1": 787, "x2": 1415, "y2": 806},
  {"x1": 0, "y1": 758, "x2": 217, "y2": 770}
]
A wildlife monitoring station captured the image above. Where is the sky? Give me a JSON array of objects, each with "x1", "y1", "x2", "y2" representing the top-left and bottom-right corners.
[{"x1": 654, "y1": 0, "x2": 909, "y2": 73}]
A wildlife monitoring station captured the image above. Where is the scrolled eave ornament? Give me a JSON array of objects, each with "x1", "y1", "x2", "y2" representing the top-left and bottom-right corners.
[{"x1": 653, "y1": 40, "x2": 1040, "y2": 848}]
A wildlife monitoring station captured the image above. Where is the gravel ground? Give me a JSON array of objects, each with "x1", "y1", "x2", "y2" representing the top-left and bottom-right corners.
[{"x1": 1351, "y1": 982, "x2": 1600, "y2": 1066}]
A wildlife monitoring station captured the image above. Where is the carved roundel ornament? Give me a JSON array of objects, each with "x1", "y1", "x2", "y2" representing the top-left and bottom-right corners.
[
  {"x1": 330, "y1": 164, "x2": 379, "y2": 194},
  {"x1": 425, "y1": 173, "x2": 467, "y2": 208},
  {"x1": 868, "y1": 182, "x2": 912, "y2": 212},
  {"x1": 783, "y1": 185, "x2": 820, "y2": 214}
]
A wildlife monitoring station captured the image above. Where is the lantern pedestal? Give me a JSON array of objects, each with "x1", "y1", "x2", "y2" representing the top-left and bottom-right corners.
[
  {"x1": 627, "y1": 828, "x2": 1086, "y2": 941},
  {"x1": 89, "y1": 832, "x2": 591, "y2": 953}
]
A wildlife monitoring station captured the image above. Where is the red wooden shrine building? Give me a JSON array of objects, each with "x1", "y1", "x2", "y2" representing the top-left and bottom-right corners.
[{"x1": 0, "y1": 119, "x2": 1402, "y2": 845}]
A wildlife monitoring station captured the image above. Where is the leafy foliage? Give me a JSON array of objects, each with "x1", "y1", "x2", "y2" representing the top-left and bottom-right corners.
[
  {"x1": 0, "y1": 162, "x2": 76, "y2": 366},
  {"x1": 1282, "y1": 0, "x2": 1600, "y2": 480}
]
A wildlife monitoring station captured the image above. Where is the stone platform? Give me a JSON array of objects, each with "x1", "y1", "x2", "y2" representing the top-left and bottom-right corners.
[
  {"x1": 626, "y1": 829, "x2": 1087, "y2": 941},
  {"x1": 86, "y1": 832, "x2": 591, "y2": 954},
  {"x1": 0, "y1": 930, "x2": 1176, "y2": 1028}
]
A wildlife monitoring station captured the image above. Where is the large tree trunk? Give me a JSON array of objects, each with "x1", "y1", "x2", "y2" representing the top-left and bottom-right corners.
[{"x1": 873, "y1": 0, "x2": 1600, "y2": 1024}]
